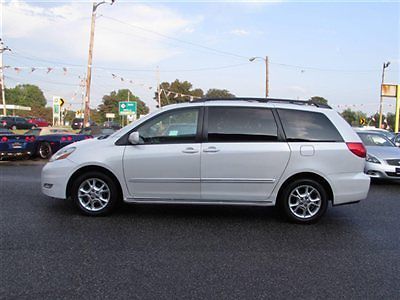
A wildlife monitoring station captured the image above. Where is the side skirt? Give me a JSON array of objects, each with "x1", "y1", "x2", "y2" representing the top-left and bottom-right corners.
[{"x1": 124, "y1": 198, "x2": 274, "y2": 206}]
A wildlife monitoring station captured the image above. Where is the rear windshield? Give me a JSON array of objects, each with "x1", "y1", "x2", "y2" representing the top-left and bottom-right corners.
[{"x1": 278, "y1": 109, "x2": 343, "y2": 142}]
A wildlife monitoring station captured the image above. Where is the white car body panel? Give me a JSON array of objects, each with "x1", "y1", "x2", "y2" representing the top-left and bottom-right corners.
[
  {"x1": 123, "y1": 143, "x2": 201, "y2": 199},
  {"x1": 201, "y1": 142, "x2": 290, "y2": 201}
]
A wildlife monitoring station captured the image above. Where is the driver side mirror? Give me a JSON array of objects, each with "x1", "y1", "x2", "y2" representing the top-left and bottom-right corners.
[{"x1": 128, "y1": 131, "x2": 141, "y2": 145}]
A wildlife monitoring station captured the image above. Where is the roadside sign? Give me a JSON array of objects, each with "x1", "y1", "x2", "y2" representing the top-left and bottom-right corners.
[
  {"x1": 381, "y1": 84, "x2": 397, "y2": 97},
  {"x1": 106, "y1": 113, "x2": 115, "y2": 119},
  {"x1": 53, "y1": 96, "x2": 61, "y2": 126},
  {"x1": 119, "y1": 101, "x2": 137, "y2": 116},
  {"x1": 59, "y1": 98, "x2": 65, "y2": 107},
  {"x1": 359, "y1": 118, "x2": 366, "y2": 126}
]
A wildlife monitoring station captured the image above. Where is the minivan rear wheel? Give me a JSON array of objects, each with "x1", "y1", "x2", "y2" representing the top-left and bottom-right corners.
[
  {"x1": 71, "y1": 171, "x2": 119, "y2": 216},
  {"x1": 279, "y1": 179, "x2": 328, "y2": 224}
]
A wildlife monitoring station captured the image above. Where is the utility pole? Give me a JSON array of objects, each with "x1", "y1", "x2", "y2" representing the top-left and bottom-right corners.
[
  {"x1": 265, "y1": 56, "x2": 269, "y2": 98},
  {"x1": 0, "y1": 39, "x2": 11, "y2": 116},
  {"x1": 379, "y1": 61, "x2": 390, "y2": 128},
  {"x1": 156, "y1": 66, "x2": 161, "y2": 108},
  {"x1": 249, "y1": 56, "x2": 269, "y2": 98},
  {"x1": 83, "y1": 1, "x2": 115, "y2": 127}
]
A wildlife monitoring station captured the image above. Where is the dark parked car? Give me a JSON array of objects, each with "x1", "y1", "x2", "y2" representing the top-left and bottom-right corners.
[
  {"x1": 0, "y1": 116, "x2": 37, "y2": 130},
  {"x1": 103, "y1": 121, "x2": 121, "y2": 130},
  {"x1": 71, "y1": 118, "x2": 96, "y2": 130},
  {"x1": 71, "y1": 118, "x2": 84, "y2": 130},
  {"x1": 0, "y1": 129, "x2": 36, "y2": 160},
  {"x1": 25, "y1": 127, "x2": 93, "y2": 159}
]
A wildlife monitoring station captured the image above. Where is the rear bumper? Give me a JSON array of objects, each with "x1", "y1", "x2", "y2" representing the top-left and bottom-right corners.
[
  {"x1": 329, "y1": 172, "x2": 370, "y2": 205},
  {"x1": 0, "y1": 150, "x2": 33, "y2": 159}
]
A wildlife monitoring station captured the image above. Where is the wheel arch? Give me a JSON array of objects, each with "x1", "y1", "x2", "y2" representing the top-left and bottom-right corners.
[
  {"x1": 276, "y1": 172, "x2": 334, "y2": 203},
  {"x1": 66, "y1": 165, "x2": 123, "y2": 200}
]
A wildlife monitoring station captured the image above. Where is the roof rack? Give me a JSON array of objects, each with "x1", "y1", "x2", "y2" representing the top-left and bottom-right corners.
[{"x1": 191, "y1": 97, "x2": 332, "y2": 109}]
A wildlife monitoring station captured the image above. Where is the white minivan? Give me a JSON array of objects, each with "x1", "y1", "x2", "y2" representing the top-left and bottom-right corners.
[{"x1": 42, "y1": 98, "x2": 370, "y2": 223}]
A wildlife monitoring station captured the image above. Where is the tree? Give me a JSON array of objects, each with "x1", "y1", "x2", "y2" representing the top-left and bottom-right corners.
[
  {"x1": 5, "y1": 84, "x2": 46, "y2": 108},
  {"x1": 340, "y1": 108, "x2": 367, "y2": 126},
  {"x1": 205, "y1": 88, "x2": 235, "y2": 99},
  {"x1": 98, "y1": 89, "x2": 149, "y2": 123},
  {"x1": 309, "y1": 96, "x2": 328, "y2": 106},
  {"x1": 155, "y1": 79, "x2": 204, "y2": 107}
]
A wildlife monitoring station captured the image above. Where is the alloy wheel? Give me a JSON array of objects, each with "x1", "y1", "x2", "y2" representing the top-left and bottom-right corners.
[
  {"x1": 78, "y1": 178, "x2": 110, "y2": 212},
  {"x1": 288, "y1": 185, "x2": 321, "y2": 219}
]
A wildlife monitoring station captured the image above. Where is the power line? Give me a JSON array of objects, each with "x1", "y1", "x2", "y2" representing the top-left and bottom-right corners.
[{"x1": 101, "y1": 15, "x2": 249, "y2": 60}]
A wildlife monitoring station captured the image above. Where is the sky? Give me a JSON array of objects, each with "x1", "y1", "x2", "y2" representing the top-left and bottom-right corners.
[{"x1": 1, "y1": 0, "x2": 399, "y2": 115}]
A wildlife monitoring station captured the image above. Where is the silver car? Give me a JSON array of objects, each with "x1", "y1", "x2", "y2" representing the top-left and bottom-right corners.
[{"x1": 356, "y1": 131, "x2": 400, "y2": 180}]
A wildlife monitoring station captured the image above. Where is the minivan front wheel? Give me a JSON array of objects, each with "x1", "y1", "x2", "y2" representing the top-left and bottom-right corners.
[
  {"x1": 71, "y1": 172, "x2": 119, "y2": 216},
  {"x1": 280, "y1": 179, "x2": 328, "y2": 224}
]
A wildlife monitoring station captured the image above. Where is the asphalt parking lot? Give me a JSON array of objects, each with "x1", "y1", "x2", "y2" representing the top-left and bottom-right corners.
[{"x1": 1, "y1": 163, "x2": 399, "y2": 299}]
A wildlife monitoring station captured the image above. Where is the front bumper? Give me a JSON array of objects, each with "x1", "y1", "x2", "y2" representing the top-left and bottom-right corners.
[
  {"x1": 41, "y1": 158, "x2": 77, "y2": 199},
  {"x1": 365, "y1": 162, "x2": 400, "y2": 180}
]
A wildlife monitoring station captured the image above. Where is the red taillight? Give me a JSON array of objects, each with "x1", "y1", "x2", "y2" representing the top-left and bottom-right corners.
[
  {"x1": 2, "y1": 121, "x2": 6, "y2": 126},
  {"x1": 85, "y1": 135, "x2": 93, "y2": 139},
  {"x1": 61, "y1": 136, "x2": 67, "y2": 142},
  {"x1": 346, "y1": 142, "x2": 366, "y2": 158},
  {"x1": 67, "y1": 136, "x2": 73, "y2": 141},
  {"x1": 25, "y1": 136, "x2": 35, "y2": 142},
  {"x1": 1, "y1": 136, "x2": 8, "y2": 142}
]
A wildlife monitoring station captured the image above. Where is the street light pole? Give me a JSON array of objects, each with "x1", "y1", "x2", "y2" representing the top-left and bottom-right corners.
[
  {"x1": 265, "y1": 56, "x2": 269, "y2": 98},
  {"x1": 83, "y1": 1, "x2": 115, "y2": 127},
  {"x1": 0, "y1": 39, "x2": 11, "y2": 116},
  {"x1": 249, "y1": 56, "x2": 269, "y2": 98},
  {"x1": 378, "y1": 61, "x2": 390, "y2": 128}
]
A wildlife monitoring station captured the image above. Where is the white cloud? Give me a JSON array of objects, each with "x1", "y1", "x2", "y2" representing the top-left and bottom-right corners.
[
  {"x1": 230, "y1": 29, "x2": 250, "y2": 36},
  {"x1": 3, "y1": 1, "x2": 202, "y2": 65}
]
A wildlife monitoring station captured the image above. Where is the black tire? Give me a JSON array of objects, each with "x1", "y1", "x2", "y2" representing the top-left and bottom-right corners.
[
  {"x1": 38, "y1": 142, "x2": 52, "y2": 159},
  {"x1": 71, "y1": 171, "x2": 120, "y2": 216},
  {"x1": 279, "y1": 179, "x2": 328, "y2": 224}
]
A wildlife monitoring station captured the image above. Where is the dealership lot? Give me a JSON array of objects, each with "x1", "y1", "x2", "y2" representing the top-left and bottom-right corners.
[{"x1": 1, "y1": 163, "x2": 399, "y2": 299}]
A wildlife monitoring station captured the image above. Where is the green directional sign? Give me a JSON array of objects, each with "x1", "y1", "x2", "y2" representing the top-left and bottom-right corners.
[{"x1": 119, "y1": 101, "x2": 137, "y2": 116}]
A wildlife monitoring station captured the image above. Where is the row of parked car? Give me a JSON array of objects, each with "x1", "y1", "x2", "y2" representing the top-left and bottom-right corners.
[
  {"x1": 0, "y1": 116, "x2": 51, "y2": 130},
  {"x1": 0, "y1": 124, "x2": 120, "y2": 160}
]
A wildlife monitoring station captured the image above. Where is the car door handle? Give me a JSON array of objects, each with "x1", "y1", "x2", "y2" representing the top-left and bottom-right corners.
[
  {"x1": 182, "y1": 147, "x2": 199, "y2": 154},
  {"x1": 203, "y1": 146, "x2": 220, "y2": 153}
]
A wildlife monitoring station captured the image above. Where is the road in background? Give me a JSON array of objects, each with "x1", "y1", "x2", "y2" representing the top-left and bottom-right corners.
[{"x1": 1, "y1": 164, "x2": 399, "y2": 299}]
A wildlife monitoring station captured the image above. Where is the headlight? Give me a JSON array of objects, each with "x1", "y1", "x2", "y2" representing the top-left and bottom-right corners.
[
  {"x1": 49, "y1": 147, "x2": 76, "y2": 162},
  {"x1": 366, "y1": 154, "x2": 380, "y2": 164}
]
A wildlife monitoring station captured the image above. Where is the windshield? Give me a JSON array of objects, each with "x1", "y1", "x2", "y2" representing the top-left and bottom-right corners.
[{"x1": 358, "y1": 132, "x2": 395, "y2": 147}]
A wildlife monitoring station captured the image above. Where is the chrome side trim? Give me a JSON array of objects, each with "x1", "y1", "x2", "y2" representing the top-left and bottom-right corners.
[
  {"x1": 129, "y1": 178, "x2": 275, "y2": 184},
  {"x1": 129, "y1": 178, "x2": 200, "y2": 183},
  {"x1": 125, "y1": 198, "x2": 274, "y2": 206},
  {"x1": 202, "y1": 178, "x2": 275, "y2": 183}
]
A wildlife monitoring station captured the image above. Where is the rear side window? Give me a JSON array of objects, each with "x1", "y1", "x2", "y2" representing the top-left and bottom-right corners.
[
  {"x1": 277, "y1": 109, "x2": 343, "y2": 142},
  {"x1": 207, "y1": 107, "x2": 278, "y2": 142}
]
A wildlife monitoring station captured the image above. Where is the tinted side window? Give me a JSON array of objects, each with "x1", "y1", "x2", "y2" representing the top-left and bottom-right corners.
[
  {"x1": 136, "y1": 108, "x2": 199, "y2": 144},
  {"x1": 277, "y1": 109, "x2": 343, "y2": 142},
  {"x1": 207, "y1": 107, "x2": 278, "y2": 142}
]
